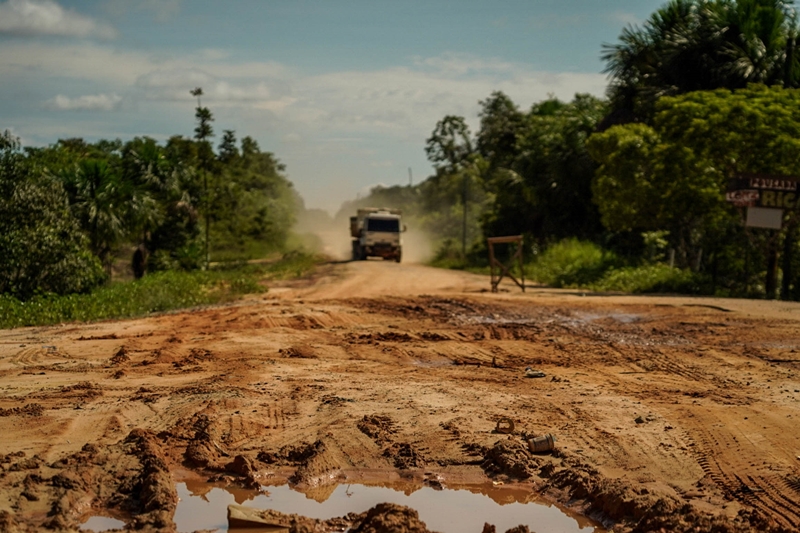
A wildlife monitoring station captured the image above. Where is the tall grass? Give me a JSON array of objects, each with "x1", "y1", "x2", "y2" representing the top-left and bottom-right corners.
[{"x1": 0, "y1": 252, "x2": 321, "y2": 329}]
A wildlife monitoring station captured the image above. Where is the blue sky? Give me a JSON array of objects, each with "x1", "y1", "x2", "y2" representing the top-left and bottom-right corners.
[{"x1": 0, "y1": 0, "x2": 665, "y2": 213}]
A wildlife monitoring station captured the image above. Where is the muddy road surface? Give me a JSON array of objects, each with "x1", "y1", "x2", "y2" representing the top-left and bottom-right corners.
[{"x1": 1, "y1": 261, "x2": 800, "y2": 532}]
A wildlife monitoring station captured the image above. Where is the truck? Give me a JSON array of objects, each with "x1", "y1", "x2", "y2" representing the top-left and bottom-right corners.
[{"x1": 349, "y1": 208, "x2": 405, "y2": 262}]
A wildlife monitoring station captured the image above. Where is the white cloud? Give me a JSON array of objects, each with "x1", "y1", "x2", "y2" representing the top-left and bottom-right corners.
[
  {"x1": 0, "y1": 42, "x2": 155, "y2": 84},
  {"x1": 1, "y1": 41, "x2": 607, "y2": 146},
  {"x1": 285, "y1": 60, "x2": 606, "y2": 137},
  {"x1": 135, "y1": 68, "x2": 277, "y2": 103},
  {"x1": 0, "y1": 0, "x2": 117, "y2": 39},
  {"x1": 44, "y1": 93, "x2": 122, "y2": 111},
  {"x1": 412, "y1": 52, "x2": 517, "y2": 76}
]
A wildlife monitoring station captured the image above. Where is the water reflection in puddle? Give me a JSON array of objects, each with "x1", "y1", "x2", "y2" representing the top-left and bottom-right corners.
[
  {"x1": 79, "y1": 515, "x2": 126, "y2": 531},
  {"x1": 174, "y1": 480, "x2": 603, "y2": 533}
]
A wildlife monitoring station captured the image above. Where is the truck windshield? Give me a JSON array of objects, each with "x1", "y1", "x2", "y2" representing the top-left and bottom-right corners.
[{"x1": 367, "y1": 218, "x2": 400, "y2": 232}]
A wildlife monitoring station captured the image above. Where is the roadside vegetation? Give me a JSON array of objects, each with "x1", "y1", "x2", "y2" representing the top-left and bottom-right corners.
[
  {"x1": 0, "y1": 89, "x2": 323, "y2": 329},
  {"x1": 0, "y1": 252, "x2": 319, "y2": 329},
  {"x1": 343, "y1": 0, "x2": 800, "y2": 301}
]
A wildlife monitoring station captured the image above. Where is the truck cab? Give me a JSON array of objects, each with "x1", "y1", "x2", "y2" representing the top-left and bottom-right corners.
[{"x1": 350, "y1": 208, "x2": 404, "y2": 262}]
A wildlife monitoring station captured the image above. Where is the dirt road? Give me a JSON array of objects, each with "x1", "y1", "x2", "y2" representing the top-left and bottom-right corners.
[{"x1": 1, "y1": 261, "x2": 800, "y2": 532}]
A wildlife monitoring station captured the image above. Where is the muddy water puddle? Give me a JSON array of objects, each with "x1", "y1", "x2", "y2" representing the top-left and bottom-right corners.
[
  {"x1": 172, "y1": 480, "x2": 604, "y2": 533},
  {"x1": 79, "y1": 515, "x2": 125, "y2": 531}
]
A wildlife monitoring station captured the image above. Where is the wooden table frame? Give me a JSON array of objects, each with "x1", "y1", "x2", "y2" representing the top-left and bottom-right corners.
[{"x1": 487, "y1": 235, "x2": 525, "y2": 293}]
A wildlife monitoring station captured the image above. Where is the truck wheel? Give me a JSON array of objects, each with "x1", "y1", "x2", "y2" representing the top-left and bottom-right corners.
[{"x1": 395, "y1": 253, "x2": 401, "y2": 263}]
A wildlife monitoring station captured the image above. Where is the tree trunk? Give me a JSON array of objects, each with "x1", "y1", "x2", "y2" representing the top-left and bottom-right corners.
[{"x1": 766, "y1": 238, "x2": 778, "y2": 300}]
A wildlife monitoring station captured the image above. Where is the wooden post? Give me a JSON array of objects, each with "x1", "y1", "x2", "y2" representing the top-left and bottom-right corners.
[{"x1": 487, "y1": 235, "x2": 524, "y2": 293}]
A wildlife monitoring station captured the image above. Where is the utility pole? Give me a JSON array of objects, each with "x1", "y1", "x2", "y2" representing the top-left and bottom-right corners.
[
  {"x1": 191, "y1": 87, "x2": 212, "y2": 270},
  {"x1": 408, "y1": 167, "x2": 413, "y2": 187}
]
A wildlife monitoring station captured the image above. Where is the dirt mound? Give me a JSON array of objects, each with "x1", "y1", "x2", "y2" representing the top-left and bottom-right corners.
[
  {"x1": 109, "y1": 346, "x2": 130, "y2": 365},
  {"x1": 0, "y1": 403, "x2": 44, "y2": 417},
  {"x1": 358, "y1": 414, "x2": 396, "y2": 445},
  {"x1": 481, "y1": 439, "x2": 539, "y2": 480},
  {"x1": 224, "y1": 455, "x2": 260, "y2": 488},
  {"x1": 258, "y1": 440, "x2": 321, "y2": 465},
  {"x1": 290, "y1": 440, "x2": 343, "y2": 487},
  {"x1": 383, "y1": 442, "x2": 425, "y2": 469},
  {"x1": 279, "y1": 345, "x2": 318, "y2": 358},
  {"x1": 183, "y1": 413, "x2": 227, "y2": 468},
  {"x1": 124, "y1": 428, "x2": 178, "y2": 529},
  {"x1": 350, "y1": 503, "x2": 435, "y2": 533}
]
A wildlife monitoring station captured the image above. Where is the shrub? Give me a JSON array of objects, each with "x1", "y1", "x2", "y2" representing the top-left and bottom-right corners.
[
  {"x1": 591, "y1": 264, "x2": 704, "y2": 294},
  {"x1": 0, "y1": 152, "x2": 106, "y2": 299},
  {"x1": 527, "y1": 239, "x2": 617, "y2": 288}
]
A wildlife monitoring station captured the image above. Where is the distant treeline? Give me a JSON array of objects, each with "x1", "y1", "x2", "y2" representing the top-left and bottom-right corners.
[
  {"x1": 345, "y1": 0, "x2": 800, "y2": 300},
  {"x1": 0, "y1": 114, "x2": 299, "y2": 300}
]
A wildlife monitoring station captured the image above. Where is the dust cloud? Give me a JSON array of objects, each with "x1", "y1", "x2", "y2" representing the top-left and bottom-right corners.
[{"x1": 400, "y1": 228, "x2": 434, "y2": 263}]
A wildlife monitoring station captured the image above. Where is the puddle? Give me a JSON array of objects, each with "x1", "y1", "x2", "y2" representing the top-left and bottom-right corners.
[
  {"x1": 574, "y1": 311, "x2": 641, "y2": 324},
  {"x1": 79, "y1": 515, "x2": 126, "y2": 531},
  {"x1": 174, "y1": 480, "x2": 604, "y2": 533}
]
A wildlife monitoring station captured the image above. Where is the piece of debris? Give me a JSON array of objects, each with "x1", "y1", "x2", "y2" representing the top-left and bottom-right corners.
[
  {"x1": 524, "y1": 367, "x2": 546, "y2": 378},
  {"x1": 527, "y1": 434, "x2": 556, "y2": 453},
  {"x1": 495, "y1": 417, "x2": 515, "y2": 434},
  {"x1": 635, "y1": 414, "x2": 657, "y2": 424},
  {"x1": 227, "y1": 504, "x2": 290, "y2": 531}
]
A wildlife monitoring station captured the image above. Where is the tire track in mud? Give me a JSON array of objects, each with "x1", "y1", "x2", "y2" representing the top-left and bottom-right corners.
[{"x1": 682, "y1": 410, "x2": 800, "y2": 529}]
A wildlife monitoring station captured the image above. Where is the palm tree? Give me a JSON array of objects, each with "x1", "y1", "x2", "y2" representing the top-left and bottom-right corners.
[
  {"x1": 602, "y1": 0, "x2": 800, "y2": 123},
  {"x1": 61, "y1": 159, "x2": 127, "y2": 270}
]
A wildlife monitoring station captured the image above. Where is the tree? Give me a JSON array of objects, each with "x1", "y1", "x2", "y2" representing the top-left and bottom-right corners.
[
  {"x1": 589, "y1": 85, "x2": 800, "y2": 296},
  {"x1": 602, "y1": 0, "x2": 800, "y2": 123},
  {"x1": 476, "y1": 91, "x2": 525, "y2": 173},
  {"x1": 482, "y1": 94, "x2": 607, "y2": 246},
  {"x1": 209, "y1": 136, "x2": 299, "y2": 256},
  {"x1": 60, "y1": 158, "x2": 127, "y2": 270},
  {"x1": 218, "y1": 130, "x2": 239, "y2": 164},
  {"x1": 121, "y1": 136, "x2": 201, "y2": 274},
  {"x1": 425, "y1": 115, "x2": 474, "y2": 173},
  {"x1": 0, "y1": 135, "x2": 105, "y2": 299},
  {"x1": 192, "y1": 89, "x2": 215, "y2": 268}
]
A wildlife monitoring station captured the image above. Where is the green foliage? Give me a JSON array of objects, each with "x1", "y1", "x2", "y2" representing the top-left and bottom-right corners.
[
  {"x1": 0, "y1": 144, "x2": 107, "y2": 300},
  {"x1": 208, "y1": 135, "x2": 299, "y2": 261},
  {"x1": 0, "y1": 252, "x2": 321, "y2": 329},
  {"x1": 602, "y1": 0, "x2": 800, "y2": 122},
  {"x1": 482, "y1": 94, "x2": 608, "y2": 245},
  {"x1": 591, "y1": 264, "x2": 703, "y2": 294},
  {"x1": 425, "y1": 115, "x2": 474, "y2": 173},
  {"x1": 527, "y1": 239, "x2": 619, "y2": 288},
  {"x1": 60, "y1": 157, "x2": 127, "y2": 267},
  {"x1": 524, "y1": 238, "x2": 704, "y2": 294},
  {"x1": 589, "y1": 85, "x2": 800, "y2": 277}
]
